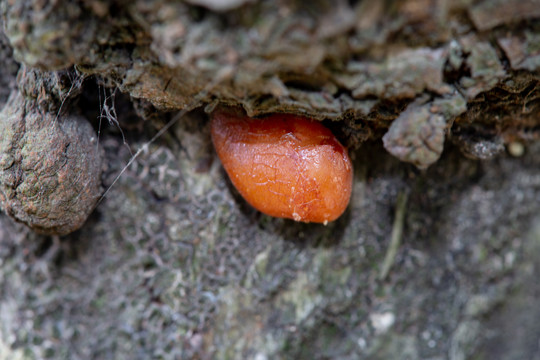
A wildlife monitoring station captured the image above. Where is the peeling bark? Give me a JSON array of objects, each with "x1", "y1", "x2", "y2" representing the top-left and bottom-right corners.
[{"x1": 0, "y1": 1, "x2": 539, "y2": 359}]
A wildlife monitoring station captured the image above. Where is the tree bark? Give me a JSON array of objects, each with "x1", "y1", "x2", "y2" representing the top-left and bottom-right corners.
[{"x1": 0, "y1": 0, "x2": 539, "y2": 359}]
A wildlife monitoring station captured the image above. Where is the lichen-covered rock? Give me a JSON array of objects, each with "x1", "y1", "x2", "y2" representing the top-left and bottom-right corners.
[{"x1": 0, "y1": 93, "x2": 102, "y2": 235}]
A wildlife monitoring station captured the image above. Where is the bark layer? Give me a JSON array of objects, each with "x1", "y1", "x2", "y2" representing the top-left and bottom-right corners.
[{"x1": 0, "y1": 0, "x2": 539, "y2": 359}]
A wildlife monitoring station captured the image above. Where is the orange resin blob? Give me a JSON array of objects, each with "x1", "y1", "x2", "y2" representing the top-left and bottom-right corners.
[{"x1": 211, "y1": 108, "x2": 353, "y2": 224}]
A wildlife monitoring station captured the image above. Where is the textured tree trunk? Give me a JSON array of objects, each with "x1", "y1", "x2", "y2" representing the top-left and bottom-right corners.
[{"x1": 0, "y1": 0, "x2": 540, "y2": 359}]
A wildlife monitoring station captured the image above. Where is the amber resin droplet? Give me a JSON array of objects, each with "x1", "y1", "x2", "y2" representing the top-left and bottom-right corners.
[{"x1": 211, "y1": 108, "x2": 353, "y2": 224}]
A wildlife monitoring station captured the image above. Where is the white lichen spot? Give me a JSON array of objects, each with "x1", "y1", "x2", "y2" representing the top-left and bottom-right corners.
[
  {"x1": 370, "y1": 312, "x2": 395, "y2": 334},
  {"x1": 357, "y1": 337, "x2": 367, "y2": 349},
  {"x1": 254, "y1": 353, "x2": 268, "y2": 360}
]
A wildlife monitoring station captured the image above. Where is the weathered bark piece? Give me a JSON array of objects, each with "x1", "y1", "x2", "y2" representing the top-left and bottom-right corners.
[
  {"x1": 0, "y1": 68, "x2": 102, "y2": 235},
  {"x1": 458, "y1": 35, "x2": 507, "y2": 99},
  {"x1": 1, "y1": 0, "x2": 538, "y2": 139},
  {"x1": 383, "y1": 94, "x2": 467, "y2": 169},
  {"x1": 3, "y1": 0, "x2": 106, "y2": 69},
  {"x1": 336, "y1": 48, "x2": 451, "y2": 99},
  {"x1": 497, "y1": 31, "x2": 540, "y2": 71},
  {"x1": 469, "y1": 0, "x2": 540, "y2": 31},
  {"x1": 0, "y1": 0, "x2": 540, "y2": 359},
  {"x1": 3, "y1": 0, "x2": 536, "y2": 172}
]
